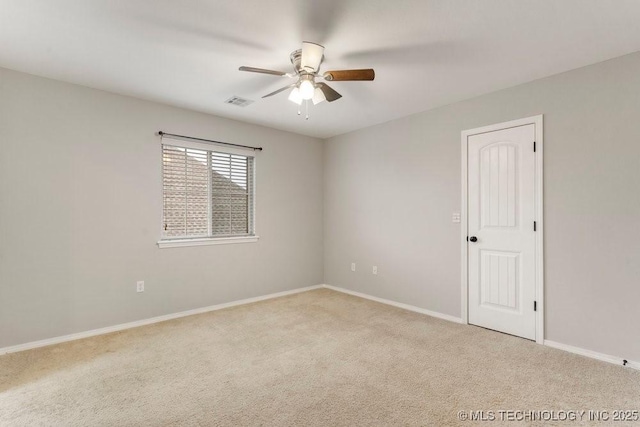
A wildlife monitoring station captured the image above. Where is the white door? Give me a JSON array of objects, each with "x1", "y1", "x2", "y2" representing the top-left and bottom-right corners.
[{"x1": 467, "y1": 124, "x2": 537, "y2": 340}]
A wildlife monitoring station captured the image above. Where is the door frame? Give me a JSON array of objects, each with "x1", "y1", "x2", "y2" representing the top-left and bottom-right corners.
[{"x1": 460, "y1": 115, "x2": 544, "y2": 344}]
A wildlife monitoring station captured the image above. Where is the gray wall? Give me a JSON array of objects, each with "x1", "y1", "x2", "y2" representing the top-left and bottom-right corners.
[
  {"x1": 0, "y1": 68, "x2": 324, "y2": 348},
  {"x1": 324, "y1": 52, "x2": 640, "y2": 361}
]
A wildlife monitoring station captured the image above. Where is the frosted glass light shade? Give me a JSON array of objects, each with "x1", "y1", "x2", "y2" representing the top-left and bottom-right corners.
[
  {"x1": 288, "y1": 87, "x2": 303, "y2": 105},
  {"x1": 299, "y1": 80, "x2": 315, "y2": 100},
  {"x1": 312, "y1": 87, "x2": 326, "y2": 105}
]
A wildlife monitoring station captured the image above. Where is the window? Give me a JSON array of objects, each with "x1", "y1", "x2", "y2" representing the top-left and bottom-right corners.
[{"x1": 159, "y1": 139, "x2": 257, "y2": 247}]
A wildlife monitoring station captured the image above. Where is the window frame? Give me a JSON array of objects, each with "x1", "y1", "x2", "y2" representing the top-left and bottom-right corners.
[{"x1": 157, "y1": 136, "x2": 259, "y2": 249}]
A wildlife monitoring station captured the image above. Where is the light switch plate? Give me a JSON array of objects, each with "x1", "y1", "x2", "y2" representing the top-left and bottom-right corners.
[{"x1": 452, "y1": 212, "x2": 461, "y2": 223}]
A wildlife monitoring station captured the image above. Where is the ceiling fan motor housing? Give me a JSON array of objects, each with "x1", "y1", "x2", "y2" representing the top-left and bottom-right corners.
[
  {"x1": 291, "y1": 52, "x2": 319, "y2": 93},
  {"x1": 290, "y1": 49, "x2": 325, "y2": 74},
  {"x1": 290, "y1": 49, "x2": 302, "y2": 71}
]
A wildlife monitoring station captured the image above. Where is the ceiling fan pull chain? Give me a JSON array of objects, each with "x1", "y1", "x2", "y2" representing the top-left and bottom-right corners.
[{"x1": 305, "y1": 100, "x2": 309, "y2": 120}]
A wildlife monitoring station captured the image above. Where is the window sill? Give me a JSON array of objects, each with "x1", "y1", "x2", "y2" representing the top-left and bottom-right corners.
[{"x1": 157, "y1": 236, "x2": 259, "y2": 249}]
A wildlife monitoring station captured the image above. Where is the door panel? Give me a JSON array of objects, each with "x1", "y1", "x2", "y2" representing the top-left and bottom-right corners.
[
  {"x1": 481, "y1": 143, "x2": 518, "y2": 228},
  {"x1": 480, "y1": 250, "x2": 519, "y2": 311},
  {"x1": 468, "y1": 124, "x2": 536, "y2": 340}
]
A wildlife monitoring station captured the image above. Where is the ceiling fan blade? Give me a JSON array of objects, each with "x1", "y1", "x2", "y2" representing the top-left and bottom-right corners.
[
  {"x1": 317, "y1": 83, "x2": 342, "y2": 102},
  {"x1": 239, "y1": 66, "x2": 288, "y2": 77},
  {"x1": 262, "y1": 83, "x2": 296, "y2": 98},
  {"x1": 323, "y1": 69, "x2": 375, "y2": 81},
  {"x1": 301, "y1": 41, "x2": 325, "y2": 72}
]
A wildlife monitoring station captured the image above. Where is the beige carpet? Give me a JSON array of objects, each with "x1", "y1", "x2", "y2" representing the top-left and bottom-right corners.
[{"x1": 1, "y1": 289, "x2": 639, "y2": 426}]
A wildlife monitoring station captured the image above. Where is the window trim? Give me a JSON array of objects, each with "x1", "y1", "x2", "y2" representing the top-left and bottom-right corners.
[
  {"x1": 157, "y1": 235, "x2": 259, "y2": 249},
  {"x1": 157, "y1": 136, "x2": 258, "y2": 248}
]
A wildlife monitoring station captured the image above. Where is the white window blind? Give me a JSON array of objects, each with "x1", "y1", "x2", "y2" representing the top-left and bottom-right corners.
[{"x1": 162, "y1": 143, "x2": 255, "y2": 240}]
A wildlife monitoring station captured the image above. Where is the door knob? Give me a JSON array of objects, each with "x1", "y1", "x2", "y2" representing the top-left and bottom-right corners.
[{"x1": 469, "y1": 236, "x2": 478, "y2": 242}]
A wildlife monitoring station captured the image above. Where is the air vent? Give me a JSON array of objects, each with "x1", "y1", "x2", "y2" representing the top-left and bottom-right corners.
[{"x1": 224, "y1": 96, "x2": 254, "y2": 107}]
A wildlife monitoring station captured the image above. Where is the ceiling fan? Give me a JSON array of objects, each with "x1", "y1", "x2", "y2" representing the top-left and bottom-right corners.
[{"x1": 239, "y1": 41, "x2": 375, "y2": 112}]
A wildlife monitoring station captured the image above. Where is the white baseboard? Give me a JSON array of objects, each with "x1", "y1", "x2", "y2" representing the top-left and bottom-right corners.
[
  {"x1": 0, "y1": 285, "x2": 323, "y2": 355},
  {"x1": 322, "y1": 284, "x2": 464, "y2": 324},
  {"x1": 322, "y1": 285, "x2": 639, "y2": 371},
  {"x1": 3, "y1": 284, "x2": 638, "y2": 373},
  {"x1": 544, "y1": 340, "x2": 639, "y2": 371}
]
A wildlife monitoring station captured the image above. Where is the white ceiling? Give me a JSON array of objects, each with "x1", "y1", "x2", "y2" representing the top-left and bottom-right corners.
[{"x1": 2, "y1": 0, "x2": 640, "y2": 139}]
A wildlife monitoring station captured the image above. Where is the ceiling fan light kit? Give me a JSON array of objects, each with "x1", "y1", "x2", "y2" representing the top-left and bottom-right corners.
[{"x1": 239, "y1": 41, "x2": 375, "y2": 119}]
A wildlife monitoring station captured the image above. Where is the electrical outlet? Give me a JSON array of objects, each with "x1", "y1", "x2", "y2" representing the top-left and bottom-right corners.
[
  {"x1": 136, "y1": 281, "x2": 144, "y2": 292},
  {"x1": 351, "y1": 262, "x2": 356, "y2": 272},
  {"x1": 372, "y1": 266, "x2": 378, "y2": 275}
]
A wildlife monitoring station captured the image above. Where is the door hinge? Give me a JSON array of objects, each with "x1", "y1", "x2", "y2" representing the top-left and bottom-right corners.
[
  {"x1": 533, "y1": 221, "x2": 537, "y2": 231},
  {"x1": 533, "y1": 141, "x2": 536, "y2": 152},
  {"x1": 534, "y1": 301, "x2": 537, "y2": 311}
]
